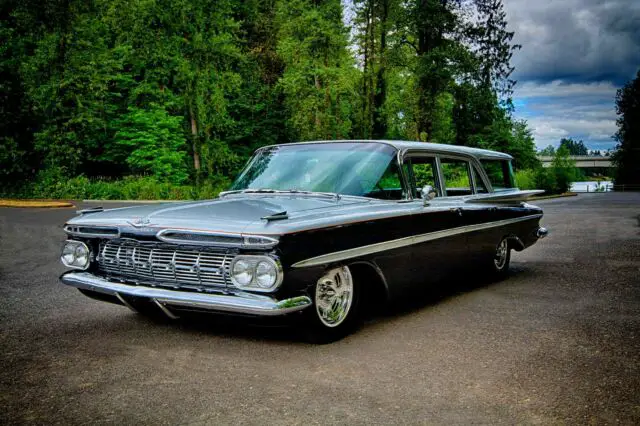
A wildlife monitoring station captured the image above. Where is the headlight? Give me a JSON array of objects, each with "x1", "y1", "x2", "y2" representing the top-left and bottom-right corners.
[
  {"x1": 232, "y1": 259, "x2": 253, "y2": 286},
  {"x1": 60, "y1": 240, "x2": 91, "y2": 270},
  {"x1": 230, "y1": 255, "x2": 282, "y2": 292}
]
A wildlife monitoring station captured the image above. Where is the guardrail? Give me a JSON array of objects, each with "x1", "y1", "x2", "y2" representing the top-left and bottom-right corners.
[{"x1": 613, "y1": 184, "x2": 640, "y2": 192}]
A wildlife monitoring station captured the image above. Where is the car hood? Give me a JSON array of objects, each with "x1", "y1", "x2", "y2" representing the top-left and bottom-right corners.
[{"x1": 67, "y1": 195, "x2": 379, "y2": 235}]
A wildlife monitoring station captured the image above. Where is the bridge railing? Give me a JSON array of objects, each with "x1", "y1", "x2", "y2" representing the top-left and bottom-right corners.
[{"x1": 613, "y1": 184, "x2": 640, "y2": 192}]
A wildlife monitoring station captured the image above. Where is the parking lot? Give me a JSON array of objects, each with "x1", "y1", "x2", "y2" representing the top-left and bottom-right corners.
[{"x1": 1, "y1": 193, "x2": 639, "y2": 424}]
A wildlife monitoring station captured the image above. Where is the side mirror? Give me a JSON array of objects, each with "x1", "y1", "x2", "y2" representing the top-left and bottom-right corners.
[{"x1": 421, "y1": 185, "x2": 436, "y2": 205}]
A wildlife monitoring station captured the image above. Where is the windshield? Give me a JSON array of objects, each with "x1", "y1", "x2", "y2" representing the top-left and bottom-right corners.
[{"x1": 230, "y1": 143, "x2": 404, "y2": 200}]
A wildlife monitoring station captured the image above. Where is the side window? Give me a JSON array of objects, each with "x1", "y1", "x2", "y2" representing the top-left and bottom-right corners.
[
  {"x1": 441, "y1": 157, "x2": 472, "y2": 196},
  {"x1": 405, "y1": 157, "x2": 440, "y2": 199},
  {"x1": 480, "y1": 160, "x2": 515, "y2": 191},
  {"x1": 472, "y1": 166, "x2": 489, "y2": 193}
]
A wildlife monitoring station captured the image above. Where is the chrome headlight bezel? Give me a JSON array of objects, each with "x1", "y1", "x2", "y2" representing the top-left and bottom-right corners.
[
  {"x1": 60, "y1": 240, "x2": 92, "y2": 270},
  {"x1": 229, "y1": 255, "x2": 283, "y2": 292}
]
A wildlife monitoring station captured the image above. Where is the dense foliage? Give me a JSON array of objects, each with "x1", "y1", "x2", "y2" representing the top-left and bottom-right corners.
[
  {"x1": 612, "y1": 70, "x2": 640, "y2": 186},
  {"x1": 0, "y1": 0, "x2": 545, "y2": 198},
  {"x1": 558, "y1": 138, "x2": 588, "y2": 156}
]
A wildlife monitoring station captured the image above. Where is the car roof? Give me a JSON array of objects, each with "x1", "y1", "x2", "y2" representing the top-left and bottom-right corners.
[{"x1": 266, "y1": 140, "x2": 513, "y2": 160}]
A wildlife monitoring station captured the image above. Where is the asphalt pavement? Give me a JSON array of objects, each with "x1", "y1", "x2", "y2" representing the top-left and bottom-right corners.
[{"x1": 0, "y1": 193, "x2": 639, "y2": 424}]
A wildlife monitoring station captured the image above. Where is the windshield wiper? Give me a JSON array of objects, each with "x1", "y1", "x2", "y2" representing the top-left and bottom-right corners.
[
  {"x1": 219, "y1": 188, "x2": 341, "y2": 200},
  {"x1": 219, "y1": 188, "x2": 283, "y2": 197}
]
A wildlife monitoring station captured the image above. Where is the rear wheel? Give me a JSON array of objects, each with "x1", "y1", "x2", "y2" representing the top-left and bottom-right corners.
[
  {"x1": 303, "y1": 265, "x2": 362, "y2": 343},
  {"x1": 488, "y1": 237, "x2": 511, "y2": 279}
]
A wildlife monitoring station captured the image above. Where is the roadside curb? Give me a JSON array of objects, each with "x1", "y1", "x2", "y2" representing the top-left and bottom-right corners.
[
  {"x1": 0, "y1": 200, "x2": 75, "y2": 208},
  {"x1": 530, "y1": 193, "x2": 578, "y2": 201}
]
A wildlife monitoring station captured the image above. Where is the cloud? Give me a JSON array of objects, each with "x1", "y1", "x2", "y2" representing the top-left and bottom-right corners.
[
  {"x1": 514, "y1": 81, "x2": 618, "y2": 150},
  {"x1": 515, "y1": 80, "x2": 618, "y2": 98},
  {"x1": 503, "y1": 0, "x2": 637, "y2": 151},
  {"x1": 505, "y1": 0, "x2": 640, "y2": 85}
]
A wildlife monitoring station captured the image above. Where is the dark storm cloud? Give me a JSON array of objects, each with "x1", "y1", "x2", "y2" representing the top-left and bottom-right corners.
[
  {"x1": 503, "y1": 0, "x2": 638, "y2": 150},
  {"x1": 505, "y1": 0, "x2": 640, "y2": 85}
]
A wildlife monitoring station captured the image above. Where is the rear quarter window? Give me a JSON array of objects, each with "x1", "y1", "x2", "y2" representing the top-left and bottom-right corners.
[{"x1": 480, "y1": 159, "x2": 515, "y2": 191}]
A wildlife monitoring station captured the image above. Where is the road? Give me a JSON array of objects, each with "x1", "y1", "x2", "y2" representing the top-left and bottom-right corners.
[{"x1": 1, "y1": 193, "x2": 639, "y2": 424}]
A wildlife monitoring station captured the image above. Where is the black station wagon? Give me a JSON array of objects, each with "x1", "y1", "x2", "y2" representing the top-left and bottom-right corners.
[{"x1": 60, "y1": 140, "x2": 548, "y2": 342}]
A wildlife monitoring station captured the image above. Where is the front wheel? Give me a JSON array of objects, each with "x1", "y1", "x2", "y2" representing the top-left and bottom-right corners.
[{"x1": 302, "y1": 265, "x2": 362, "y2": 343}]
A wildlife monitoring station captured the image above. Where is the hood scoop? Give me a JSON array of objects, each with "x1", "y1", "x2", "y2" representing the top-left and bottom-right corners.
[
  {"x1": 261, "y1": 211, "x2": 289, "y2": 221},
  {"x1": 76, "y1": 206, "x2": 104, "y2": 215}
]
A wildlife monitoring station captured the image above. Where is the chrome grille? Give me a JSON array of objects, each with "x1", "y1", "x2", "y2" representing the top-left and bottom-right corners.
[{"x1": 97, "y1": 240, "x2": 231, "y2": 289}]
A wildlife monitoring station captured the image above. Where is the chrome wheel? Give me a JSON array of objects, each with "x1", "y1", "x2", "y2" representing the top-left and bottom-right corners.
[
  {"x1": 494, "y1": 239, "x2": 509, "y2": 270},
  {"x1": 315, "y1": 266, "x2": 354, "y2": 328}
]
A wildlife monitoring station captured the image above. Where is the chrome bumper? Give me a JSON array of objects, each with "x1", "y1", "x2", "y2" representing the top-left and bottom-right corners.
[
  {"x1": 536, "y1": 227, "x2": 549, "y2": 239},
  {"x1": 60, "y1": 272, "x2": 312, "y2": 316}
]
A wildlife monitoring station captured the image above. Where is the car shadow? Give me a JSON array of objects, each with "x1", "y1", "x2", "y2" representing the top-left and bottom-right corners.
[
  {"x1": 143, "y1": 266, "x2": 524, "y2": 344},
  {"x1": 374, "y1": 268, "x2": 511, "y2": 320}
]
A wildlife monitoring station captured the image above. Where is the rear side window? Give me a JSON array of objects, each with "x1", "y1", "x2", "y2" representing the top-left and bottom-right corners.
[
  {"x1": 441, "y1": 157, "x2": 472, "y2": 196},
  {"x1": 480, "y1": 160, "x2": 515, "y2": 191}
]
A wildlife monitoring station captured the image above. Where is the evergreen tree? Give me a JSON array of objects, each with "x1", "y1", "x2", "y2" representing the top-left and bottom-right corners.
[
  {"x1": 612, "y1": 70, "x2": 640, "y2": 186},
  {"x1": 472, "y1": 0, "x2": 520, "y2": 107},
  {"x1": 559, "y1": 138, "x2": 588, "y2": 156},
  {"x1": 275, "y1": 0, "x2": 358, "y2": 140},
  {"x1": 539, "y1": 145, "x2": 556, "y2": 156}
]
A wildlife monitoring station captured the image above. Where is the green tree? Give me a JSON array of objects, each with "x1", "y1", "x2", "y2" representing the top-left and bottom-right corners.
[
  {"x1": 612, "y1": 70, "x2": 640, "y2": 186},
  {"x1": 0, "y1": 0, "x2": 542, "y2": 199},
  {"x1": 406, "y1": 0, "x2": 461, "y2": 141},
  {"x1": 539, "y1": 145, "x2": 556, "y2": 156},
  {"x1": 472, "y1": 0, "x2": 520, "y2": 107},
  {"x1": 114, "y1": 106, "x2": 189, "y2": 184},
  {"x1": 551, "y1": 145, "x2": 578, "y2": 193},
  {"x1": 559, "y1": 138, "x2": 588, "y2": 156},
  {"x1": 353, "y1": 0, "x2": 403, "y2": 139},
  {"x1": 509, "y1": 120, "x2": 540, "y2": 169},
  {"x1": 276, "y1": 0, "x2": 358, "y2": 140}
]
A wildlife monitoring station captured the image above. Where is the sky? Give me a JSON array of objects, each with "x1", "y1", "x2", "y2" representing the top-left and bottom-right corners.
[{"x1": 505, "y1": 0, "x2": 640, "y2": 151}]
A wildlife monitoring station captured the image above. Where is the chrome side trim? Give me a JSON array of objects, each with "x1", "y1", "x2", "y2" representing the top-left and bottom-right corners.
[
  {"x1": 61, "y1": 272, "x2": 311, "y2": 316},
  {"x1": 291, "y1": 214, "x2": 543, "y2": 268}
]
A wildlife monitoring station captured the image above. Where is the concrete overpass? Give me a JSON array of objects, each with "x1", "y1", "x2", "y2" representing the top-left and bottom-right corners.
[{"x1": 538, "y1": 155, "x2": 613, "y2": 168}]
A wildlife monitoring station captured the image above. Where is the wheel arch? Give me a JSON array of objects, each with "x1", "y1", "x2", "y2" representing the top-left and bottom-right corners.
[
  {"x1": 504, "y1": 234, "x2": 525, "y2": 251},
  {"x1": 346, "y1": 260, "x2": 390, "y2": 311}
]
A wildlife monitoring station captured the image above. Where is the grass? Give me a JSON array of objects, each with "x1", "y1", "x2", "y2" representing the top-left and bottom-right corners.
[{"x1": 0, "y1": 175, "x2": 230, "y2": 201}]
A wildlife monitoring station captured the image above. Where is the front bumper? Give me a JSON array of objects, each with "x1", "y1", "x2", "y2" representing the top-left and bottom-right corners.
[{"x1": 60, "y1": 272, "x2": 312, "y2": 316}]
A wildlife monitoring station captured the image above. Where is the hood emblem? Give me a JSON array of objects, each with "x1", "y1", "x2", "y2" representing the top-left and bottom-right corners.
[{"x1": 127, "y1": 217, "x2": 154, "y2": 228}]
